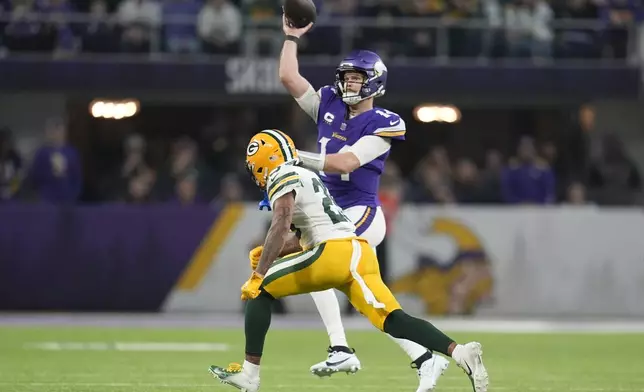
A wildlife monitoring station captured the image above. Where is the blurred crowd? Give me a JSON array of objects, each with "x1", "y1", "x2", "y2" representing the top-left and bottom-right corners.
[
  {"x1": 1, "y1": 104, "x2": 642, "y2": 208},
  {"x1": 0, "y1": 0, "x2": 641, "y2": 59}
]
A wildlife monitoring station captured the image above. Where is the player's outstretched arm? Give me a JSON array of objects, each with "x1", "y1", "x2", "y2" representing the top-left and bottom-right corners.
[
  {"x1": 278, "y1": 14, "x2": 314, "y2": 99},
  {"x1": 255, "y1": 191, "x2": 296, "y2": 276},
  {"x1": 298, "y1": 135, "x2": 392, "y2": 174}
]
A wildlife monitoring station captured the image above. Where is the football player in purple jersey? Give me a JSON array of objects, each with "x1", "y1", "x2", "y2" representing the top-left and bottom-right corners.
[{"x1": 274, "y1": 13, "x2": 488, "y2": 392}]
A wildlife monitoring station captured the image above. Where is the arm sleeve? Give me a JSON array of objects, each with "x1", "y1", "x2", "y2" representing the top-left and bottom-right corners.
[
  {"x1": 294, "y1": 85, "x2": 322, "y2": 122},
  {"x1": 347, "y1": 135, "x2": 392, "y2": 166}
]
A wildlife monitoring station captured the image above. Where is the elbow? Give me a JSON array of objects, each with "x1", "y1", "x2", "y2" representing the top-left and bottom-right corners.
[
  {"x1": 278, "y1": 66, "x2": 293, "y2": 83},
  {"x1": 279, "y1": 73, "x2": 297, "y2": 89}
]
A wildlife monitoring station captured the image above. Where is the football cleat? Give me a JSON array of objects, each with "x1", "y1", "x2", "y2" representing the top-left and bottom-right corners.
[
  {"x1": 209, "y1": 363, "x2": 260, "y2": 392},
  {"x1": 452, "y1": 342, "x2": 489, "y2": 392},
  {"x1": 412, "y1": 354, "x2": 450, "y2": 392},
  {"x1": 310, "y1": 346, "x2": 361, "y2": 377}
]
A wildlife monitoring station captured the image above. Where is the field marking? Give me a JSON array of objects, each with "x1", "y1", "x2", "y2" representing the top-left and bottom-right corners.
[
  {"x1": 8, "y1": 371, "x2": 644, "y2": 380},
  {"x1": 4, "y1": 314, "x2": 644, "y2": 333},
  {"x1": 23, "y1": 342, "x2": 230, "y2": 352},
  {"x1": 0, "y1": 382, "x2": 640, "y2": 391}
]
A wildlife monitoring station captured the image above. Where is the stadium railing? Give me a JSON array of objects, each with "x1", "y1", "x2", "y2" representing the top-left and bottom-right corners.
[{"x1": 0, "y1": 13, "x2": 641, "y2": 65}]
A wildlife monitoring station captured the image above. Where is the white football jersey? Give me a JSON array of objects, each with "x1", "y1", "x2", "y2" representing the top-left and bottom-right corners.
[{"x1": 266, "y1": 164, "x2": 356, "y2": 250}]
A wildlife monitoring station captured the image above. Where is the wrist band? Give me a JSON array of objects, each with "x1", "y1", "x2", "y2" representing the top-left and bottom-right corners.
[{"x1": 285, "y1": 35, "x2": 300, "y2": 43}]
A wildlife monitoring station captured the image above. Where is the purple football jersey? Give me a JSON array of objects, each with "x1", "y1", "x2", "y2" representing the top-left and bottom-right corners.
[{"x1": 315, "y1": 85, "x2": 406, "y2": 209}]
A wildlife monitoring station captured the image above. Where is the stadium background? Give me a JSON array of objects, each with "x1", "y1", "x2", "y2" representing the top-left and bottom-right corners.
[{"x1": 1, "y1": 0, "x2": 644, "y2": 391}]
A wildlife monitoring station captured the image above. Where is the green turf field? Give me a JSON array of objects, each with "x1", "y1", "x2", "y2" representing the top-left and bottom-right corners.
[{"x1": 0, "y1": 326, "x2": 642, "y2": 392}]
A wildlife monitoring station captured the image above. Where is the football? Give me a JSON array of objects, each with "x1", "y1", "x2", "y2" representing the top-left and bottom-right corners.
[{"x1": 284, "y1": 0, "x2": 317, "y2": 29}]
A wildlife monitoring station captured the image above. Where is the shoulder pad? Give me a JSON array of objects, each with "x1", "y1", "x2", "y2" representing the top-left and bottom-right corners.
[
  {"x1": 267, "y1": 164, "x2": 298, "y2": 185},
  {"x1": 266, "y1": 166, "x2": 302, "y2": 202},
  {"x1": 368, "y1": 108, "x2": 406, "y2": 140},
  {"x1": 317, "y1": 85, "x2": 341, "y2": 112},
  {"x1": 319, "y1": 85, "x2": 337, "y2": 98}
]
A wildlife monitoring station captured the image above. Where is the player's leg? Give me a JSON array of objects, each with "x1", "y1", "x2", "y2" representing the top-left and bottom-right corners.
[
  {"x1": 311, "y1": 289, "x2": 348, "y2": 348},
  {"x1": 210, "y1": 244, "x2": 331, "y2": 392},
  {"x1": 307, "y1": 205, "x2": 377, "y2": 377},
  {"x1": 309, "y1": 289, "x2": 361, "y2": 377},
  {"x1": 339, "y1": 250, "x2": 448, "y2": 392},
  {"x1": 310, "y1": 289, "x2": 349, "y2": 348},
  {"x1": 355, "y1": 207, "x2": 426, "y2": 352},
  {"x1": 209, "y1": 289, "x2": 273, "y2": 392},
  {"x1": 357, "y1": 207, "x2": 441, "y2": 379},
  {"x1": 383, "y1": 310, "x2": 489, "y2": 392},
  {"x1": 341, "y1": 241, "x2": 489, "y2": 392}
]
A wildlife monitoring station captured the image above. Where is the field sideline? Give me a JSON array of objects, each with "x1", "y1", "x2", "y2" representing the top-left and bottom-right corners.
[
  {"x1": 3, "y1": 313, "x2": 644, "y2": 332},
  {"x1": 1, "y1": 314, "x2": 643, "y2": 392}
]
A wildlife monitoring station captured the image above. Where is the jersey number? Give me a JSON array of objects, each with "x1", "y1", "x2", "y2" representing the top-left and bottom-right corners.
[
  {"x1": 376, "y1": 109, "x2": 394, "y2": 118},
  {"x1": 311, "y1": 177, "x2": 350, "y2": 225},
  {"x1": 318, "y1": 137, "x2": 350, "y2": 181}
]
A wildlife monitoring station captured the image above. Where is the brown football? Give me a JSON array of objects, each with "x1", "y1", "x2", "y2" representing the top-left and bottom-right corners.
[{"x1": 284, "y1": 0, "x2": 317, "y2": 29}]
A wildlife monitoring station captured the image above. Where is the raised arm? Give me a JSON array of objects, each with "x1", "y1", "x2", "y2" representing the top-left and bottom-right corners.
[
  {"x1": 278, "y1": 15, "x2": 314, "y2": 99},
  {"x1": 278, "y1": 15, "x2": 323, "y2": 123}
]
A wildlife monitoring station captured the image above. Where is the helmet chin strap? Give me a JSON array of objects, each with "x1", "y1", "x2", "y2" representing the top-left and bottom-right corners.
[{"x1": 260, "y1": 167, "x2": 269, "y2": 189}]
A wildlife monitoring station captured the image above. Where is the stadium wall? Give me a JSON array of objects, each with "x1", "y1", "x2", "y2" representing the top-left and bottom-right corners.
[{"x1": 1, "y1": 204, "x2": 643, "y2": 317}]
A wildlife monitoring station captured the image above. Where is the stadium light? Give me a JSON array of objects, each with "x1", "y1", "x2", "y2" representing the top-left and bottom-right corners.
[
  {"x1": 413, "y1": 104, "x2": 461, "y2": 124},
  {"x1": 90, "y1": 99, "x2": 140, "y2": 120}
]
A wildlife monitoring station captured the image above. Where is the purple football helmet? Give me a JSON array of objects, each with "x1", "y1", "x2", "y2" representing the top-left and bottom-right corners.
[{"x1": 334, "y1": 50, "x2": 388, "y2": 105}]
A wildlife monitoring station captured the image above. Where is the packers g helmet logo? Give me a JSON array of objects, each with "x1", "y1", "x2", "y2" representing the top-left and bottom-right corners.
[
  {"x1": 245, "y1": 130, "x2": 298, "y2": 189},
  {"x1": 247, "y1": 141, "x2": 260, "y2": 156}
]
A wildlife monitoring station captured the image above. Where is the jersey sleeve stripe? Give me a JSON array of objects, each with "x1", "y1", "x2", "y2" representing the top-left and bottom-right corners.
[
  {"x1": 268, "y1": 177, "x2": 300, "y2": 200},
  {"x1": 373, "y1": 130, "x2": 406, "y2": 138},
  {"x1": 267, "y1": 173, "x2": 299, "y2": 195},
  {"x1": 269, "y1": 171, "x2": 298, "y2": 189},
  {"x1": 354, "y1": 206, "x2": 372, "y2": 229},
  {"x1": 372, "y1": 119, "x2": 406, "y2": 136}
]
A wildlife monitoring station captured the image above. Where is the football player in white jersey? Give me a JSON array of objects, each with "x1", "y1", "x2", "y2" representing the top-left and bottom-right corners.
[
  {"x1": 209, "y1": 129, "x2": 489, "y2": 392},
  {"x1": 274, "y1": 13, "x2": 450, "y2": 392}
]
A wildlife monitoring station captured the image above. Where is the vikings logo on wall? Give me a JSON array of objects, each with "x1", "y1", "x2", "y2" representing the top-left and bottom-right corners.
[{"x1": 390, "y1": 217, "x2": 494, "y2": 316}]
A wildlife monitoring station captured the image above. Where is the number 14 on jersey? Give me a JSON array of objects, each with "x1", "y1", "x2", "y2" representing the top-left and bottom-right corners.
[
  {"x1": 318, "y1": 137, "x2": 350, "y2": 181},
  {"x1": 317, "y1": 109, "x2": 396, "y2": 181}
]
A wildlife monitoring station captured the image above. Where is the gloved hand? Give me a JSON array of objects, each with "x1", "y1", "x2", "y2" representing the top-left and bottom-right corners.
[
  {"x1": 249, "y1": 246, "x2": 263, "y2": 270},
  {"x1": 241, "y1": 271, "x2": 264, "y2": 301}
]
